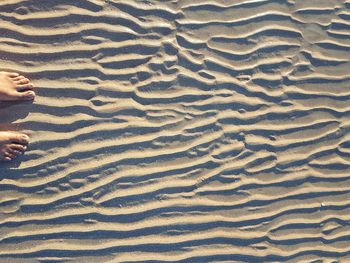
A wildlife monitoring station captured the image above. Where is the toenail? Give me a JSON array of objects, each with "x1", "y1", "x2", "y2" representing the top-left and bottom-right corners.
[
  {"x1": 21, "y1": 135, "x2": 29, "y2": 141},
  {"x1": 26, "y1": 92, "x2": 35, "y2": 100}
]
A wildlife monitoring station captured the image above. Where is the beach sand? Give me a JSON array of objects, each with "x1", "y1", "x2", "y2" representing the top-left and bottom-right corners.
[{"x1": 1, "y1": 0, "x2": 350, "y2": 262}]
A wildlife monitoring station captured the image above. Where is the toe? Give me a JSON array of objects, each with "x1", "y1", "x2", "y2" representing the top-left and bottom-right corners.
[
  {"x1": 17, "y1": 83, "x2": 34, "y2": 91},
  {"x1": 16, "y1": 90, "x2": 36, "y2": 101},
  {"x1": 3, "y1": 156, "x2": 12, "y2": 161},
  {"x1": 12, "y1": 75, "x2": 25, "y2": 82},
  {"x1": 11, "y1": 144, "x2": 27, "y2": 153},
  {"x1": 15, "y1": 77, "x2": 30, "y2": 85},
  {"x1": 5, "y1": 72, "x2": 20, "y2": 78},
  {"x1": 9, "y1": 148, "x2": 23, "y2": 157},
  {"x1": 11, "y1": 134, "x2": 29, "y2": 145},
  {"x1": 5, "y1": 152, "x2": 15, "y2": 160}
]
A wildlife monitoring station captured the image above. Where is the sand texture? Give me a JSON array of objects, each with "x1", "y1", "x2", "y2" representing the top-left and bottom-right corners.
[{"x1": 1, "y1": 0, "x2": 350, "y2": 262}]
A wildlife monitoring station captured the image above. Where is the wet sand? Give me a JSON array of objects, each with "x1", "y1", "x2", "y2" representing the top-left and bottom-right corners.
[{"x1": 1, "y1": 0, "x2": 350, "y2": 262}]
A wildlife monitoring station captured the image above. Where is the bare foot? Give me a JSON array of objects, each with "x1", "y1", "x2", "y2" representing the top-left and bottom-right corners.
[
  {"x1": 0, "y1": 132, "x2": 29, "y2": 161},
  {"x1": 0, "y1": 71, "x2": 35, "y2": 101}
]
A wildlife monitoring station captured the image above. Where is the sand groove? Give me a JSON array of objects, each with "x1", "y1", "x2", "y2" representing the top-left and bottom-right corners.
[{"x1": 1, "y1": 0, "x2": 350, "y2": 262}]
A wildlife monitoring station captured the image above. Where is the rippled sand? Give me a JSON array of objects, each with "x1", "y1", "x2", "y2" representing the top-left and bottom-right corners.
[{"x1": 1, "y1": 0, "x2": 350, "y2": 262}]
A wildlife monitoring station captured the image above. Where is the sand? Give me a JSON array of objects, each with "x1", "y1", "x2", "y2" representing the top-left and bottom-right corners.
[{"x1": 0, "y1": 0, "x2": 350, "y2": 262}]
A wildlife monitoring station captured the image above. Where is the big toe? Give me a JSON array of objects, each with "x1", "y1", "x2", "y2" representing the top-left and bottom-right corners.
[
  {"x1": 8, "y1": 147, "x2": 24, "y2": 158},
  {"x1": 3, "y1": 72, "x2": 19, "y2": 78},
  {"x1": 11, "y1": 134, "x2": 29, "y2": 145},
  {"x1": 11, "y1": 144, "x2": 27, "y2": 153}
]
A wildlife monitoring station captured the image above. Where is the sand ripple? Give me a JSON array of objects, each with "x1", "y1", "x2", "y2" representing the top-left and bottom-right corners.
[{"x1": 1, "y1": 0, "x2": 350, "y2": 262}]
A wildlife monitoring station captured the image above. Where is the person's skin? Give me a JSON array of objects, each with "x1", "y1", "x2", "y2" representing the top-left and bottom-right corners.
[
  {"x1": 0, "y1": 71, "x2": 35, "y2": 161},
  {"x1": 0, "y1": 132, "x2": 29, "y2": 161},
  {"x1": 0, "y1": 71, "x2": 35, "y2": 101}
]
